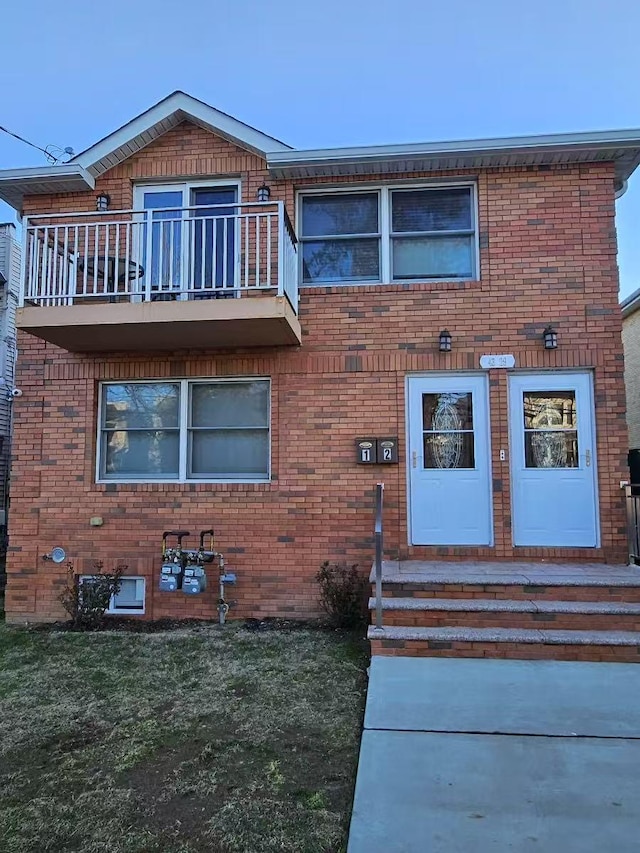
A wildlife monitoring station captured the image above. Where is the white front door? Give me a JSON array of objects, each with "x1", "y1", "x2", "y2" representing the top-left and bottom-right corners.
[
  {"x1": 408, "y1": 375, "x2": 493, "y2": 545},
  {"x1": 509, "y1": 372, "x2": 599, "y2": 547}
]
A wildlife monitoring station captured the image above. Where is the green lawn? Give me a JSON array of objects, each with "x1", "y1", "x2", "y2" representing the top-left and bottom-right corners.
[{"x1": 0, "y1": 622, "x2": 367, "y2": 853}]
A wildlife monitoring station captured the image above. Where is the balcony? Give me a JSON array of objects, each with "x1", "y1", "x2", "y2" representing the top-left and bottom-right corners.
[{"x1": 18, "y1": 201, "x2": 300, "y2": 352}]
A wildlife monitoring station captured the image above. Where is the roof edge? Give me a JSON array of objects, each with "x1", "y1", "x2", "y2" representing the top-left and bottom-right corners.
[
  {"x1": 0, "y1": 163, "x2": 94, "y2": 182},
  {"x1": 621, "y1": 287, "x2": 640, "y2": 317},
  {"x1": 267, "y1": 128, "x2": 640, "y2": 167},
  {"x1": 70, "y1": 91, "x2": 292, "y2": 174}
]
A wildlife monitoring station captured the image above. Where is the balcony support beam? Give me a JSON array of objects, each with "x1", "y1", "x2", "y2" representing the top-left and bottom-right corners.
[{"x1": 16, "y1": 295, "x2": 301, "y2": 352}]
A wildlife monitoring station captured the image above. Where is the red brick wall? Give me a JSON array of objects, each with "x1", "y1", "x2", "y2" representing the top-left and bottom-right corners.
[{"x1": 5, "y1": 123, "x2": 628, "y2": 623}]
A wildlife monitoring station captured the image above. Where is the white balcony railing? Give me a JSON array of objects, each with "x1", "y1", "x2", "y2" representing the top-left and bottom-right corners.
[{"x1": 21, "y1": 201, "x2": 298, "y2": 312}]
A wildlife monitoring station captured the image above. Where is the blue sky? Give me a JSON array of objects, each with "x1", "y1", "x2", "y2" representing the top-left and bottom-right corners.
[{"x1": 1, "y1": 0, "x2": 638, "y2": 296}]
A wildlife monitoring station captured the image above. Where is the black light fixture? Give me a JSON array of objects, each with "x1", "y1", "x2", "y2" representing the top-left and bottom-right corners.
[
  {"x1": 256, "y1": 183, "x2": 271, "y2": 203},
  {"x1": 439, "y1": 329, "x2": 452, "y2": 353},
  {"x1": 543, "y1": 325, "x2": 558, "y2": 350},
  {"x1": 96, "y1": 193, "x2": 111, "y2": 212}
]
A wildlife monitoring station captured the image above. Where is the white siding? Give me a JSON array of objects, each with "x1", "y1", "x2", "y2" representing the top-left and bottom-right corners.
[{"x1": 0, "y1": 223, "x2": 19, "y2": 535}]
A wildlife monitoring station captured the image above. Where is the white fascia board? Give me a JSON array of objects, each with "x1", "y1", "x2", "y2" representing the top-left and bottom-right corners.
[
  {"x1": 621, "y1": 287, "x2": 640, "y2": 318},
  {"x1": 0, "y1": 165, "x2": 95, "y2": 210},
  {"x1": 0, "y1": 164, "x2": 94, "y2": 183},
  {"x1": 268, "y1": 128, "x2": 640, "y2": 166},
  {"x1": 71, "y1": 91, "x2": 292, "y2": 172}
]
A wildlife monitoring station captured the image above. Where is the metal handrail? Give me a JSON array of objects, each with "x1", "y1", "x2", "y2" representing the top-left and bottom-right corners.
[
  {"x1": 23, "y1": 200, "x2": 279, "y2": 222},
  {"x1": 624, "y1": 484, "x2": 640, "y2": 564},
  {"x1": 374, "y1": 482, "x2": 384, "y2": 630},
  {"x1": 21, "y1": 202, "x2": 298, "y2": 310}
]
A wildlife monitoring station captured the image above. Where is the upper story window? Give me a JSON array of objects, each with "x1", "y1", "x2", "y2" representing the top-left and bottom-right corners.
[
  {"x1": 97, "y1": 379, "x2": 270, "y2": 483},
  {"x1": 300, "y1": 184, "x2": 477, "y2": 285}
]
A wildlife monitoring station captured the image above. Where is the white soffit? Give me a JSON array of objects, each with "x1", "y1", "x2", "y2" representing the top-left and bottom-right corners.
[
  {"x1": 70, "y1": 91, "x2": 292, "y2": 177},
  {"x1": 0, "y1": 165, "x2": 95, "y2": 210},
  {"x1": 267, "y1": 129, "x2": 640, "y2": 184}
]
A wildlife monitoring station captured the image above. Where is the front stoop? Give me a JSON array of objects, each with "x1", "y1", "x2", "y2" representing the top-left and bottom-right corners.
[{"x1": 368, "y1": 561, "x2": 640, "y2": 662}]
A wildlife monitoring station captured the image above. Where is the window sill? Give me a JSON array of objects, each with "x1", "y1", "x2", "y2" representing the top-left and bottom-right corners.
[
  {"x1": 95, "y1": 481, "x2": 276, "y2": 492},
  {"x1": 299, "y1": 278, "x2": 481, "y2": 296},
  {"x1": 107, "y1": 609, "x2": 145, "y2": 616}
]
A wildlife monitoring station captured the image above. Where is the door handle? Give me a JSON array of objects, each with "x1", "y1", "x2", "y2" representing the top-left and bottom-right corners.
[
  {"x1": 412, "y1": 450, "x2": 417, "y2": 469},
  {"x1": 585, "y1": 449, "x2": 591, "y2": 468}
]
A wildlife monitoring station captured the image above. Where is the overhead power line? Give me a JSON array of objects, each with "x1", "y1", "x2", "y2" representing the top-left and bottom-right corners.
[{"x1": 0, "y1": 124, "x2": 74, "y2": 164}]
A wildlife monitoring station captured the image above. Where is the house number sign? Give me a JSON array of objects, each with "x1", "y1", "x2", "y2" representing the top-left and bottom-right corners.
[
  {"x1": 479, "y1": 354, "x2": 516, "y2": 369},
  {"x1": 356, "y1": 437, "x2": 399, "y2": 464},
  {"x1": 356, "y1": 439, "x2": 377, "y2": 464}
]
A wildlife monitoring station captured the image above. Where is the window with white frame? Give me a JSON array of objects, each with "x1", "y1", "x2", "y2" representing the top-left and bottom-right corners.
[
  {"x1": 80, "y1": 576, "x2": 146, "y2": 615},
  {"x1": 98, "y1": 379, "x2": 270, "y2": 482},
  {"x1": 299, "y1": 184, "x2": 477, "y2": 284}
]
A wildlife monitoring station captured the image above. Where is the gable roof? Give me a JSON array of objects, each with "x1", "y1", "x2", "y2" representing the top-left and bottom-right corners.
[
  {"x1": 70, "y1": 91, "x2": 292, "y2": 177},
  {"x1": 0, "y1": 90, "x2": 639, "y2": 213}
]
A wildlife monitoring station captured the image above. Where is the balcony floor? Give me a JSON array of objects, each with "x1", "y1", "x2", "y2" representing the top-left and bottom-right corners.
[{"x1": 16, "y1": 295, "x2": 301, "y2": 352}]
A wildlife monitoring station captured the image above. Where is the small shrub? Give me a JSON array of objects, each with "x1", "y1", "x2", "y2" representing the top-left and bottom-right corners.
[
  {"x1": 58, "y1": 561, "x2": 125, "y2": 630},
  {"x1": 315, "y1": 561, "x2": 368, "y2": 629}
]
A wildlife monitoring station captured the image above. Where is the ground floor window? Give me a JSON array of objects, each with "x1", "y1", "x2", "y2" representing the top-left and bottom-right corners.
[{"x1": 97, "y1": 378, "x2": 270, "y2": 483}]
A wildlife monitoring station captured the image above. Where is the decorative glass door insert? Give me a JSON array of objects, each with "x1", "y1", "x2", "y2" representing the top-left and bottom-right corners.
[{"x1": 422, "y1": 392, "x2": 475, "y2": 469}]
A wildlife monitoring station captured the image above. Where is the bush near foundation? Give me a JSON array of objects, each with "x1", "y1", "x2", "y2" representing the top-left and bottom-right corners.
[
  {"x1": 315, "y1": 561, "x2": 368, "y2": 629},
  {"x1": 58, "y1": 561, "x2": 125, "y2": 630}
]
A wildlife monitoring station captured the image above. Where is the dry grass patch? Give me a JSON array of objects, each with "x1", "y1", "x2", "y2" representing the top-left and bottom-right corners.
[{"x1": 0, "y1": 623, "x2": 367, "y2": 853}]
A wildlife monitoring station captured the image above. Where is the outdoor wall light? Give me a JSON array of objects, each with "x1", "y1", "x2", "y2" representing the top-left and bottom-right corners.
[
  {"x1": 96, "y1": 193, "x2": 111, "y2": 212},
  {"x1": 439, "y1": 329, "x2": 452, "y2": 352},
  {"x1": 256, "y1": 183, "x2": 271, "y2": 202},
  {"x1": 543, "y1": 325, "x2": 558, "y2": 350}
]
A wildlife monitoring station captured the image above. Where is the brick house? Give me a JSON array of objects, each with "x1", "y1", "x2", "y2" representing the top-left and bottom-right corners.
[{"x1": 1, "y1": 91, "x2": 639, "y2": 628}]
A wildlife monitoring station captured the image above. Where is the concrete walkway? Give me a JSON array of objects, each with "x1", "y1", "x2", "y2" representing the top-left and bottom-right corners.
[{"x1": 347, "y1": 658, "x2": 640, "y2": 852}]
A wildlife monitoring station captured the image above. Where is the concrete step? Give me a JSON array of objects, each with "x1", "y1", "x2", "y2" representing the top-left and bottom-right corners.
[
  {"x1": 368, "y1": 596, "x2": 640, "y2": 631},
  {"x1": 368, "y1": 625, "x2": 640, "y2": 662},
  {"x1": 371, "y1": 562, "x2": 640, "y2": 602}
]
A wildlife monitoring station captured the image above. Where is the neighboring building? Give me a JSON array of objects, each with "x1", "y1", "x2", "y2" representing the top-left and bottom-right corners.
[
  {"x1": 622, "y1": 288, "x2": 640, "y2": 450},
  {"x1": 0, "y1": 92, "x2": 637, "y2": 624},
  {"x1": 0, "y1": 224, "x2": 19, "y2": 560}
]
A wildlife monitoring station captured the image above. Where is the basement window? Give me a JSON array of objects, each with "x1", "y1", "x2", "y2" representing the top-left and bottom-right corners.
[
  {"x1": 79, "y1": 576, "x2": 146, "y2": 615},
  {"x1": 97, "y1": 378, "x2": 270, "y2": 483},
  {"x1": 108, "y1": 577, "x2": 145, "y2": 614},
  {"x1": 299, "y1": 183, "x2": 478, "y2": 284}
]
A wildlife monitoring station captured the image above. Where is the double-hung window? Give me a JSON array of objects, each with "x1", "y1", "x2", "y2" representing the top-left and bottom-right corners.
[
  {"x1": 300, "y1": 184, "x2": 477, "y2": 284},
  {"x1": 98, "y1": 379, "x2": 270, "y2": 482}
]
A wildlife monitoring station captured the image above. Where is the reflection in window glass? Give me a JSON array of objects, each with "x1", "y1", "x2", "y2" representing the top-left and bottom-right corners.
[
  {"x1": 523, "y1": 391, "x2": 578, "y2": 468},
  {"x1": 99, "y1": 380, "x2": 270, "y2": 481},
  {"x1": 302, "y1": 193, "x2": 379, "y2": 236},
  {"x1": 101, "y1": 383, "x2": 180, "y2": 479},
  {"x1": 302, "y1": 238, "x2": 380, "y2": 283},
  {"x1": 300, "y1": 193, "x2": 380, "y2": 284},
  {"x1": 423, "y1": 392, "x2": 473, "y2": 431}
]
